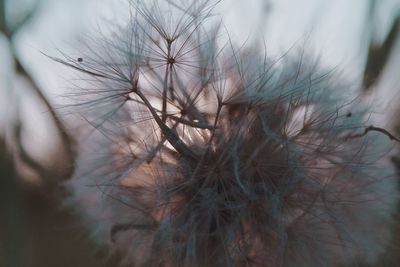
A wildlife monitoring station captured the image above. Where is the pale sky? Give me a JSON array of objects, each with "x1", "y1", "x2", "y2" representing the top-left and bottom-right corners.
[{"x1": 10, "y1": 0, "x2": 399, "y2": 94}]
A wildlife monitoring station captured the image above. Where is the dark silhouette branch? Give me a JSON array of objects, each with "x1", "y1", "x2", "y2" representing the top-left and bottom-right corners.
[
  {"x1": 363, "y1": 13, "x2": 400, "y2": 90},
  {"x1": 0, "y1": 0, "x2": 76, "y2": 181},
  {"x1": 348, "y1": 125, "x2": 400, "y2": 143}
]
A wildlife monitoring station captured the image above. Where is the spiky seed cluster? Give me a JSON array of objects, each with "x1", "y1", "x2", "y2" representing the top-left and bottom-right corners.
[{"x1": 60, "y1": 1, "x2": 398, "y2": 266}]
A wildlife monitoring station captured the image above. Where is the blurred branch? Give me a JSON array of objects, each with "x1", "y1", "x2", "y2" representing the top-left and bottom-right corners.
[
  {"x1": 13, "y1": 118, "x2": 49, "y2": 178},
  {"x1": 0, "y1": 0, "x2": 8, "y2": 36},
  {"x1": 0, "y1": 0, "x2": 76, "y2": 181},
  {"x1": 0, "y1": 137, "x2": 28, "y2": 267},
  {"x1": 0, "y1": 0, "x2": 41, "y2": 37},
  {"x1": 363, "y1": 7, "x2": 400, "y2": 91},
  {"x1": 10, "y1": 0, "x2": 41, "y2": 35}
]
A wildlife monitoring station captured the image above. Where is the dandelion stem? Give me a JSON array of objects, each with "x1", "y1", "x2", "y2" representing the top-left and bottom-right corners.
[
  {"x1": 169, "y1": 115, "x2": 213, "y2": 129},
  {"x1": 162, "y1": 41, "x2": 172, "y2": 123},
  {"x1": 135, "y1": 89, "x2": 198, "y2": 161}
]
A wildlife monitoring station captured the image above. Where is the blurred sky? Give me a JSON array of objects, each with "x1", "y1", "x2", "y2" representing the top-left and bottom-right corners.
[
  {"x1": 1, "y1": 0, "x2": 400, "y2": 154},
  {"x1": 8, "y1": 0, "x2": 399, "y2": 95}
]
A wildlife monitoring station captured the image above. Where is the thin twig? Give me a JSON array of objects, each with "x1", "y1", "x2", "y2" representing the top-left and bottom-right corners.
[{"x1": 347, "y1": 125, "x2": 400, "y2": 142}]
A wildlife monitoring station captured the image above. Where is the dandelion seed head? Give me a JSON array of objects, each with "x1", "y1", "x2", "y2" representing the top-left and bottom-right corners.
[{"x1": 59, "y1": 1, "x2": 398, "y2": 266}]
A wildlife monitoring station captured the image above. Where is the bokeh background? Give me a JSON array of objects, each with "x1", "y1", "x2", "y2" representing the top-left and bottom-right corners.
[{"x1": 1, "y1": 0, "x2": 400, "y2": 266}]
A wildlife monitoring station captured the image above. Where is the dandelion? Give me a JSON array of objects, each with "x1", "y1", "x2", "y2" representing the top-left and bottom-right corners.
[{"x1": 56, "y1": 1, "x2": 398, "y2": 266}]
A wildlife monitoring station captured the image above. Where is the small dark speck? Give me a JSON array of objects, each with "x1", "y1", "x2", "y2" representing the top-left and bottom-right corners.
[
  {"x1": 77, "y1": 57, "x2": 83, "y2": 62},
  {"x1": 346, "y1": 112, "x2": 352, "y2": 118}
]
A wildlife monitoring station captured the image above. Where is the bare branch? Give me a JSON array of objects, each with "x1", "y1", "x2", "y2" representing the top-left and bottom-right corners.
[{"x1": 347, "y1": 125, "x2": 400, "y2": 143}]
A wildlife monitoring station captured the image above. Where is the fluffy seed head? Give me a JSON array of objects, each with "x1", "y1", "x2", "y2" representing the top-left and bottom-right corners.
[{"x1": 58, "y1": 1, "x2": 398, "y2": 266}]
